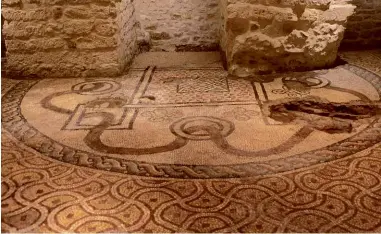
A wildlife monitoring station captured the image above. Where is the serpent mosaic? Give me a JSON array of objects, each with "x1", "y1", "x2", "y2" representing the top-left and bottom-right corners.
[{"x1": 2, "y1": 63, "x2": 381, "y2": 179}]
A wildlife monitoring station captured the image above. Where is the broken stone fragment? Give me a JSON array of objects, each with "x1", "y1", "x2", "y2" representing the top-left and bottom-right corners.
[{"x1": 264, "y1": 97, "x2": 381, "y2": 134}]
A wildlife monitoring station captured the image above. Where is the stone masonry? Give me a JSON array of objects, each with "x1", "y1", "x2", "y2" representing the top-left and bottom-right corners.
[
  {"x1": 2, "y1": 0, "x2": 378, "y2": 78},
  {"x1": 134, "y1": 0, "x2": 220, "y2": 52},
  {"x1": 2, "y1": 0, "x2": 137, "y2": 77},
  {"x1": 133, "y1": 0, "x2": 380, "y2": 53},
  {"x1": 341, "y1": 0, "x2": 381, "y2": 49},
  {"x1": 220, "y1": 0, "x2": 356, "y2": 77}
]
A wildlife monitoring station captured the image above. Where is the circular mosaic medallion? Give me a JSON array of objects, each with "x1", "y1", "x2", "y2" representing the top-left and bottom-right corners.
[
  {"x1": 170, "y1": 116, "x2": 234, "y2": 140},
  {"x1": 2, "y1": 64, "x2": 381, "y2": 178}
]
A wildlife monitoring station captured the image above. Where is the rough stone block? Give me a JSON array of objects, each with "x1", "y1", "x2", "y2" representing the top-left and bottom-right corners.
[
  {"x1": 64, "y1": 6, "x2": 92, "y2": 19},
  {"x1": 2, "y1": 8, "x2": 51, "y2": 21},
  {"x1": 94, "y1": 20, "x2": 117, "y2": 36},
  {"x1": 220, "y1": 0, "x2": 356, "y2": 77},
  {"x1": 74, "y1": 34, "x2": 117, "y2": 50},
  {"x1": 6, "y1": 37, "x2": 67, "y2": 53},
  {"x1": 62, "y1": 20, "x2": 93, "y2": 36}
]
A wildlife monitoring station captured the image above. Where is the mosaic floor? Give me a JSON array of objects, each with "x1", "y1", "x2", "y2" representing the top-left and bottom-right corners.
[{"x1": 2, "y1": 51, "x2": 381, "y2": 232}]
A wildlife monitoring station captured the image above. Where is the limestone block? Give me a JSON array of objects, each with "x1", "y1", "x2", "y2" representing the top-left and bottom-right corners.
[
  {"x1": 2, "y1": 0, "x2": 21, "y2": 7},
  {"x1": 2, "y1": 8, "x2": 52, "y2": 21},
  {"x1": 94, "y1": 20, "x2": 117, "y2": 36},
  {"x1": 64, "y1": 6, "x2": 92, "y2": 19},
  {"x1": 6, "y1": 37, "x2": 67, "y2": 53},
  {"x1": 74, "y1": 34, "x2": 117, "y2": 50},
  {"x1": 3, "y1": 21, "x2": 65, "y2": 39},
  {"x1": 62, "y1": 20, "x2": 93, "y2": 36},
  {"x1": 92, "y1": 5, "x2": 118, "y2": 19},
  {"x1": 220, "y1": 0, "x2": 356, "y2": 77}
]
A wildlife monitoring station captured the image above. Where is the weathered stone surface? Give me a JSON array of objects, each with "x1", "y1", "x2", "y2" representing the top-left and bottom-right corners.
[
  {"x1": 64, "y1": 6, "x2": 92, "y2": 19},
  {"x1": 220, "y1": 0, "x2": 356, "y2": 77},
  {"x1": 2, "y1": 0, "x2": 138, "y2": 77},
  {"x1": 116, "y1": 0, "x2": 138, "y2": 71},
  {"x1": 94, "y1": 20, "x2": 117, "y2": 36},
  {"x1": 341, "y1": 0, "x2": 381, "y2": 49},
  {"x1": 3, "y1": 21, "x2": 61, "y2": 39},
  {"x1": 150, "y1": 32, "x2": 171, "y2": 40},
  {"x1": 134, "y1": 0, "x2": 220, "y2": 51},
  {"x1": 6, "y1": 37, "x2": 67, "y2": 52},
  {"x1": 2, "y1": 0, "x2": 378, "y2": 78},
  {"x1": 5, "y1": 51, "x2": 121, "y2": 77},
  {"x1": 2, "y1": 8, "x2": 52, "y2": 21},
  {"x1": 62, "y1": 20, "x2": 93, "y2": 35},
  {"x1": 74, "y1": 34, "x2": 117, "y2": 49},
  {"x1": 2, "y1": 0, "x2": 21, "y2": 7}
]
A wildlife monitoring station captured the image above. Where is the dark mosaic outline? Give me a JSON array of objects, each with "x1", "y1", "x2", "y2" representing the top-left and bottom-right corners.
[{"x1": 2, "y1": 64, "x2": 381, "y2": 179}]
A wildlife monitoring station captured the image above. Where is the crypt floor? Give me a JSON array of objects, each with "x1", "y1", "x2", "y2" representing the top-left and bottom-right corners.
[{"x1": 2, "y1": 50, "x2": 381, "y2": 232}]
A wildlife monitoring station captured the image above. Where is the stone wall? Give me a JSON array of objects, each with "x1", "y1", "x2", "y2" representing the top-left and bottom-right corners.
[
  {"x1": 2, "y1": 0, "x2": 379, "y2": 78},
  {"x1": 2, "y1": 0, "x2": 137, "y2": 77},
  {"x1": 131, "y1": 0, "x2": 381, "y2": 52},
  {"x1": 134, "y1": 0, "x2": 220, "y2": 52},
  {"x1": 341, "y1": 0, "x2": 381, "y2": 49}
]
